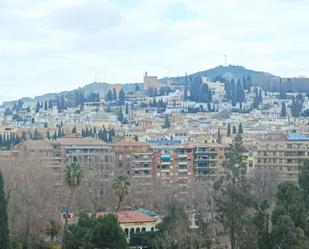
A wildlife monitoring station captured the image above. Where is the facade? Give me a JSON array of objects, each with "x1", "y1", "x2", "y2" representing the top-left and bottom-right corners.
[
  {"x1": 112, "y1": 140, "x2": 153, "y2": 196},
  {"x1": 143, "y1": 73, "x2": 161, "y2": 91},
  {"x1": 13, "y1": 140, "x2": 64, "y2": 199},
  {"x1": 254, "y1": 133, "x2": 309, "y2": 179},
  {"x1": 192, "y1": 143, "x2": 226, "y2": 179},
  {"x1": 151, "y1": 142, "x2": 194, "y2": 198},
  {"x1": 99, "y1": 210, "x2": 157, "y2": 240}
]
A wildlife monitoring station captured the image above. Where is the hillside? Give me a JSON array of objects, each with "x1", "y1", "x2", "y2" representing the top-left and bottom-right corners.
[
  {"x1": 2, "y1": 65, "x2": 309, "y2": 106},
  {"x1": 162, "y1": 65, "x2": 309, "y2": 92}
]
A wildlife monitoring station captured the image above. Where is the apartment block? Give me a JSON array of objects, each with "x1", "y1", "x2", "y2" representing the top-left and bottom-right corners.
[
  {"x1": 254, "y1": 133, "x2": 309, "y2": 179},
  {"x1": 112, "y1": 140, "x2": 153, "y2": 195},
  {"x1": 150, "y1": 141, "x2": 194, "y2": 197}
]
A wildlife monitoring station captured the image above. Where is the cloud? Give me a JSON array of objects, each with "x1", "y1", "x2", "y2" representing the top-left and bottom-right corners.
[
  {"x1": 45, "y1": 0, "x2": 123, "y2": 33},
  {"x1": 0, "y1": 0, "x2": 309, "y2": 103}
]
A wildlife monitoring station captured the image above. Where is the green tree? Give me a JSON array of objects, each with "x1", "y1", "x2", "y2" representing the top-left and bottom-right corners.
[
  {"x1": 238, "y1": 123, "x2": 243, "y2": 134},
  {"x1": 91, "y1": 214, "x2": 127, "y2": 249},
  {"x1": 272, "y1": 215, "x2": 308, "y2": 249},
  {"x1": 64, "y1": 162, "x2": 83, "y2": 202},
  {"x1": 105, "y1": 89, "x2": 113, "y2": 102},
  {"x1": 232, "y1": 125, "x2": 237, "y2": 134},
  {"x1": 72, "y1": 126, "x2": 77, "y2": 134},
  {"x1": 155, "y1": 202, "x2": 208, "y2": 249},
  {"x1": 254, "y1": 201, "x2": 272, "y2": 249},
  {"x1": 125, "y1": 103, "x2": 129, "y2": 115},
  {"x1": 35, "y1": 101, "x2": 41, "y2": 113},
  {"x1": 274, "y1": 182, "x2": 306, "y2": 229},
  {"x1": 299, "y1": 159, "x2": 309, "y2": 208},
  {"x1": 163, "y1": 115, "x2": 171, "y2": 129},
  {"x1": 117, "y1": 107, "x2": 124, "y2": 123},
  {"x1": 214, "y1": 135, "x2": 256, "y2": 249},
  {"x1": 0, "y1": 170, "x2": 10, "y2": 249},
  {"x1": 63, "y1": 162, "x2": 83, "y2": 245},
  {"x1": 63, "y1": 213, "x2": 127, "y2": 249},
  {"x1": 227, "y1": 123, "x2": 231, "y2": 137},
  {"x1": 118, "y1": 89, "x2": 125, "y2": 105},
  {"x1": 112, "y1": 88, "x2": 117, "y2": 101},
  {"x1": 46, "y1": 130, "x2": 51, "y2": 140},
  {"x1": 63, "y1": 212, "x2": 94, "y2": 249},
  {"x1": 112, "y1": 175, "x2": 130, "y2": 213}
]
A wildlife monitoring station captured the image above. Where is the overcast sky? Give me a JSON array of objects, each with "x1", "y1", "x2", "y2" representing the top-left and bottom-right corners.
[{"x1": 1, "y1": 0, "x2": 309, "y2": 103}]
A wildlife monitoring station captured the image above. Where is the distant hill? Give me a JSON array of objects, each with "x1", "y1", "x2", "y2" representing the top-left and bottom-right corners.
[
  {"x1": 34, "y1": 82, "x2": 143, "y2": 102},
  {"x1": 2, "y1": 65, "x2": 309, "y2": 106},
  {"x1": 161, "y1": 65, "x2": 309, "y2": 92}
]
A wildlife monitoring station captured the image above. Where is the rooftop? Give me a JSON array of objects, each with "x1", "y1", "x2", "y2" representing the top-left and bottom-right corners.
[
  {"x1": 55, "y1": 137, "x2": 108, "y2": 147},
  {"x1": 96, "y1": 211, "x2": 155, "y2": 224},
  {"x1": 287, "y1": 133, "x2": 309, "y2": 141}
]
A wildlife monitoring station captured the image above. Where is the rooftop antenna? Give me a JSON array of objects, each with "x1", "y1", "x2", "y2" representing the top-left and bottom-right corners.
[{"x1": 224, "y1": 54, "x2": 228, "y2": 67}]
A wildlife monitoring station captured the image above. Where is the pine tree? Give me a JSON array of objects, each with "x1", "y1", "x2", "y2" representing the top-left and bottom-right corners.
[
  {"x1": 0, "y1": 170, "x2": 10, "y2": 249},
  {"x1": 281, "y1": 102, "x2": 287, "y2": 117}
]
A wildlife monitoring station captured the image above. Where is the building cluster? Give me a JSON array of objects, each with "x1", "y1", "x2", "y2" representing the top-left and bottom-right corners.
[{"x1": 1, "y1": 73, "x2": 309, "y2": 198}]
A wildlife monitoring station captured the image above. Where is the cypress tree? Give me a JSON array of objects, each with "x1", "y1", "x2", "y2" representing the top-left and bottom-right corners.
[
  {"x1": 163, "y1": 115, "x2": 171, "y2": 129},
  {"x1": 227, "y1": 123, "x2": 231, "y2": 137},
  {"x1": 238, "y1": 123, "x2": 243, "y2": 134},
  {"x1": 112, "y1": 88, "x2": 117, "y2": 100},
  {"x1": 125, "y1": 103, "x2": 129, "y2": 115},
  {"x1": 281, "y1": 102, "x2": 287, "y2": 117},
  {"x1": 47, "y1": 131, "x2": 51, "y2": 140},
  {"x1": 118, "y1": 108, "x2": 124, "y2": 123},
  {"x1": 35, "y1": 101, "x2": 41, "y2": 113},
  {"x1": 118, "y1": 89, "x2": 125, "y2": 105},
  {"x1": 105, "y1": 90, "x2": 113, "y2": 102},
  {"x1": 0, "y1": 170, "x2": 10, "y2": 249},
  {"x1": 232, "y1": 126, "x2": 237, "y2": 134}
]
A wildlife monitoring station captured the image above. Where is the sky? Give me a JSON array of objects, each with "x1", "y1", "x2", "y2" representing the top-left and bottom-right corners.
[{"x1": 1, "y1": 0, "x2": 309, "y2": 103}]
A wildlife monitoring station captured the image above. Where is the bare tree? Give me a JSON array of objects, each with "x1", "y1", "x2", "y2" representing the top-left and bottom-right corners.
[{"x1": 0, "y1": 151, "x2": 61, "y2": 248}]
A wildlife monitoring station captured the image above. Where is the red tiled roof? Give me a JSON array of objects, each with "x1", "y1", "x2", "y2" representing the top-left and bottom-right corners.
[{"x1": 96, "y1": 211, "x2": 155, "y2": 224}]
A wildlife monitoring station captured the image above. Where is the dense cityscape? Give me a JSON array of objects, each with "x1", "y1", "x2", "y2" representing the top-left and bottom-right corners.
[
  {"x1": 1, "y1": 64, "x2": 309, "y2": 248},
  {"x1": 1, "y1": 0, "x2": 309, "y2": 248}
]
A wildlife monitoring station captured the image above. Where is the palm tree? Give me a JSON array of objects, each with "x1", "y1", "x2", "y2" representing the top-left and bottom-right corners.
[
  {"x1": 112, "y1": 175, "x2": 130, "y2": 213},
  {"x1": 64, "y1": 161, "x2": 83, "y2": 212},
  {"x1": 63, "y1": 162, "x2": 82, "y2": 245}
]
